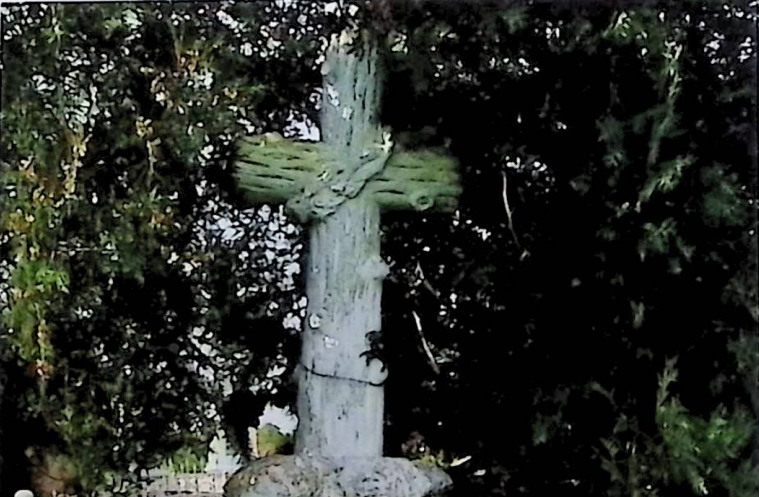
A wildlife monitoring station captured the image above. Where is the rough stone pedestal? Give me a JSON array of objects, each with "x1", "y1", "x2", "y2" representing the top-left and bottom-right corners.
[{"x1": 225, "y1": 455, "x2": 451, "y2": 497}]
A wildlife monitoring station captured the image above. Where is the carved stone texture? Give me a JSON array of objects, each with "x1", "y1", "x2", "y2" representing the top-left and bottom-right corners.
[
  {"x1": 227, "y1": 26, "x2": 460, "y2": 497},
  {"x1": 235, "y1": 138, "x2": 461, "y2": 215}
]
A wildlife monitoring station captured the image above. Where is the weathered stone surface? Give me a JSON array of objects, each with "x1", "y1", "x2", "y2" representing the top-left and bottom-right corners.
[
  {"x1": 235, "y1": 137, "x2": 461, "y2": 214},
  {"x1": 226, "y1": 26, "x2": 458, "y2": 497},
  {"x1": 224, "y1": 455, "x2": 451, "y2": 497}
]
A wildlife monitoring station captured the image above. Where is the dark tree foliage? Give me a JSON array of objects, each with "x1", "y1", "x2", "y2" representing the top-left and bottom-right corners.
[
  {"x1": 0, "y1": 2, "x2": 324, "y2": 494},
  {"x1": 376, "y1": 2, "x2": 758, "y2": 496}
]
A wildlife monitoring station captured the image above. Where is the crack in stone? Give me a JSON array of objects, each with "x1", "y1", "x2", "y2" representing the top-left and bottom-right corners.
[{"x1": 298, "y1": 361, "x2": 385, "y2": 387}]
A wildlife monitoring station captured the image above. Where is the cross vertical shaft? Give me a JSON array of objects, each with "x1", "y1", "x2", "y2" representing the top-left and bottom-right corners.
[
  {"x1": 295, "y1": 33, "x2": 386, "y2": 459},
  {"x1": 296, "y1": 199, "x2": 385, "y2": 458}
]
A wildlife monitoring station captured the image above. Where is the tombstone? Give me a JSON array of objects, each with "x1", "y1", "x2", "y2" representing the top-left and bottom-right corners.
[{"x1": 224, "y1": 26, "x2": 461, "y2": 497}]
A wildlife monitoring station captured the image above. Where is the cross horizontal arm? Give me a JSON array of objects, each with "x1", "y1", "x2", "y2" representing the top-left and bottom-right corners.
[{"x1": 235, "y1": 134, "x2": 462, "y2": 214}]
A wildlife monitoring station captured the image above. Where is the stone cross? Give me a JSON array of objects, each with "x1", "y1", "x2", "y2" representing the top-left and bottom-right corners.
[{"x1": 225, "y1": 28, "x2": 460, "y2": 497}]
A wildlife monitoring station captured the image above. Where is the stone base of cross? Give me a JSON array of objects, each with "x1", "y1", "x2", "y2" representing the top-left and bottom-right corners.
[
  {"x1": 225, "y1": 455, "x2": 451, "y2": 497},
  {"x1": 224, "y1": 28, "x2": 460, "y2": 497}
]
